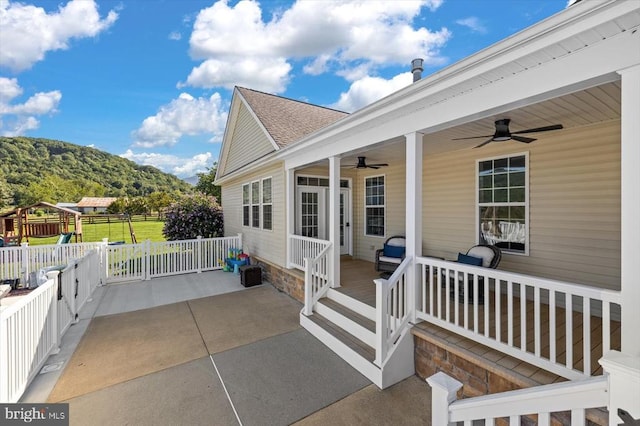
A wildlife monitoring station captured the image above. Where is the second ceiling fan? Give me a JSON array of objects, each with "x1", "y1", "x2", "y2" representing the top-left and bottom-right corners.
[
  {"x1": 453, "y1": 119, "x2": 563, "y2": 148},
  {"x1": 342, "y1": 156, "x2": 389, "y2": 170}
]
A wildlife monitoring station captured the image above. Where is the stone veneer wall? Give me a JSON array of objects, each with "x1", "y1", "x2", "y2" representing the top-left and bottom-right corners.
[
  {"x1": 414, "y1": 336, "x2": 523, "y2": 399},
  {"x1": 252, "y1": 256, "x2": 305, "y2": 303}
]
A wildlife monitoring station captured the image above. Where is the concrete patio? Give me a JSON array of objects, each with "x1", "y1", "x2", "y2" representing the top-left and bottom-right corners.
[{"x1": 21, "y1": 271, "x2": 432, "y2": 425}]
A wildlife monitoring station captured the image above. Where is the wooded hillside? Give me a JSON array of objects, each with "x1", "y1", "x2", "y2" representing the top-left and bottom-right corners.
[{"x1": 0, "y1": 137, "x2": 192, "y2": 208}]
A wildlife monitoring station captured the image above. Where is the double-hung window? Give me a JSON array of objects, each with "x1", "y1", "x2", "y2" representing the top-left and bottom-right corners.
[
  {"x1": 262, "y1": 177, "x2": 272, "y2": 231},
  {"x1": 242, "y1": 178, "x2": 272, "y2": 230},
  {"x1": 365, "y1": 175, "x2": 385, "y2": 237},
  {"x1": 251, "y1": 181, "x2": 260, "y2": 228},
  {"x1": 242, "y1": 184, "x2": 250, "y2": 227},
  {"x1": 478, "y1": 154, "x2": 528, "y2": 254}
]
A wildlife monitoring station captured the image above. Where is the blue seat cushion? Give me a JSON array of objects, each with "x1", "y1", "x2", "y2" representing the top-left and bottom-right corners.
[
  {"x1": 457, "y1": 252, "x2": 483, "y2": 266},
  {"x1": 383, "y1": 244, "x2": 405, "y2": 258}
]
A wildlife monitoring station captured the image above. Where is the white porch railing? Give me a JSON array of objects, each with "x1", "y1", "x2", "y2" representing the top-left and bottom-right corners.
[
  {"x1": 289, "y1": 234, "x2": 331, "y2": 271},
  {"x1": 416, "y1": 256, "x2": 622, "y2": 380},
  {"x1": 374, "y1": 256, "x2": 413, "y2": 367},
  {"x1": 428, "y1": 371, "x2": 609, "y2": 426},
  {"x1": 303, "y1": 242, "x2": 333, "y2": 316},
  {"x1": 0, "y1": 249, "x2": 102, "y2": 403}
]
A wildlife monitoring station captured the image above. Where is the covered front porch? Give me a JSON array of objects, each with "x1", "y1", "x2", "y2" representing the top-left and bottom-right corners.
[{"x1": 278, "y1": 2, "x2": 639, "y2": 420}]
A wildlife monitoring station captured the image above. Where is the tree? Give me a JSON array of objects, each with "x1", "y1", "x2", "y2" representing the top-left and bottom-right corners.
[
  {"x1": 146, "y1": 191, "x2": 174, "y2": 217},
  {"x1": 163, "y1": 194, "x2": 223, "y2": 241},
  {"x1": 194, "y1": 163, "x2": 221, "y2": 202}
]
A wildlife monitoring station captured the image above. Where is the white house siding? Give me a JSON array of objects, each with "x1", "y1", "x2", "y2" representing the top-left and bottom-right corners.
[
  {"x1": 423, "y1": 120, "x2": 621, "y2": 290},
  {"x1": 221, "y1": 162, "x2": 286, "y2": 267},
  {"x1": 224, "y1": 103, "x2": 276, "y2": 175}
]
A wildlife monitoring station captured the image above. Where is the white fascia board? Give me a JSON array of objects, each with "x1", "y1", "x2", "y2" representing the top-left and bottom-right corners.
[
  {"x1": 236, "y1": 91, "x2": 281, "y2": 152},
  {"x1": 277, "y1": 0, "x2": 636, "y2": 167},
  {"x1": 285, "y1": 29, "x2": 638, "y2": 169},
  {"x1": 215, "y1": 89, "x2": 242, "y2": 180},
  {"x1": 214, "y1": 151, "x2": 281, "y2": 186}
]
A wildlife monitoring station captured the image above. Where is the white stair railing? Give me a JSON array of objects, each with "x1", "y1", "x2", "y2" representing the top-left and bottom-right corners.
[
  {"x1": 303, "y1": 243, "x2": 333, "y2": 316},
  {"x1": 374, "y1": 256, "x2": 413, "y2": 367},
  {"x1": 416, "y1": 256, "x2": 622, "y2": 380}
]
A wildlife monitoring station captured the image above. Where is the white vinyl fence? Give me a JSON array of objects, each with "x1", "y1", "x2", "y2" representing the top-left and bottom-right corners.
[
  {"x1": 106, "y1": 235, "x2": 242, "y2": 283},
  {"x1": 0, "y1": 249, "x2": 102, "y2": 403},
  {"x1": 0, "y1": 235, "x2": 242, "y2": 403}
]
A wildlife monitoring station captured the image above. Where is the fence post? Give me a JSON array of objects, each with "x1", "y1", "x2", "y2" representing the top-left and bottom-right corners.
[
  {"x1": 145, "y1": 239, "x2": 151, "y2": 281},
  {"x1": 374, "y1": 278, "x2": 387, "y2": 367},
  {"x1": 101, "y1": 238, "x2": 109, "y2": 285},
  {"x1": 237, "y1": 233, "x2": 243, "y2": 252},
  {"x1": 21, "y1": 242, "x2": 29, "y2": 286},
  {"x1": 197, "y1": 236, "x2": 202, "y2": 273},
  {"x1": 48, "y1": 271, "x2": 61, "y2": 355},
  {"x1": 0, "y1": 299, "x2": 8, "y2": 402},
  {"x1": 426, "y1": 372, "x2": 463, "y2": 426},
  {"x1": 600, "y1": 351, "x2": 640, "y2": 425}
]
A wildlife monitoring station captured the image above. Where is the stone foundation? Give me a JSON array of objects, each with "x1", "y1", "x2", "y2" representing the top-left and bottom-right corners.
[
  {"x1": 251, "y1": 256, "x2": 305, "y2": 303},
  {"x1": 413, "y1": 327, "x2": 606, "y2": 426}
]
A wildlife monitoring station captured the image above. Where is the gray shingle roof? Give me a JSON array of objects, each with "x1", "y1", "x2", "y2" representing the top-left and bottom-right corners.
[{"x1": 237, "y1": 87, "x2": 348, "y2": 148}]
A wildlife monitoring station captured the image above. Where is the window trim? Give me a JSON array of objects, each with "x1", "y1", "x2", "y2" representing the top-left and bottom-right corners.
[
  {"x1": 364, "y1": 174, "x2": 386, "y2": 238},
  {"x1": 475, "y1": 152, "x2": 529, "y2": 256}
]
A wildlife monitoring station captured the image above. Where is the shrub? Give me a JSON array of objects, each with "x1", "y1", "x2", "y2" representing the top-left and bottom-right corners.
[{"x1": 162, "y1": 194, "x2": 223, "y2": 240}]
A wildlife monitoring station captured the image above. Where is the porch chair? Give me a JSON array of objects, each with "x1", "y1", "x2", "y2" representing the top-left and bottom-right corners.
[
  {"x1": 375, "y1": 235, "x2": 406, "y2": 274},
  {"x1": 452, "y1": 244, "x2": 502, "y2": 303}
]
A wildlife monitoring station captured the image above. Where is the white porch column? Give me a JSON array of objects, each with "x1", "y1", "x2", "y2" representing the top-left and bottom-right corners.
[
  {"x1": 619, "y1": 64, "x2": 640, "y2": 356},
  {"x1": 285, "y1": 167, "x2": 295, "y2": 269},
  {"x1": 329, "y1": 156, "x2": 341, "y2": 288},
  {"x1": 406, "y1": 132, "x2": 424, "y2": 322}
]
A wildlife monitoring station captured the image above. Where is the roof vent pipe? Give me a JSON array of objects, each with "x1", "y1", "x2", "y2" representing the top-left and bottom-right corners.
[{"x1": 411, "y1": 58, "x2": 424, "y2": 82}]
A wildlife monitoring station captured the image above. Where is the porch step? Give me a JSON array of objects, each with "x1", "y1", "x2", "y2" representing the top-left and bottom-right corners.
[
  {"x1": 326, "y1": 288, "x2": 376, "y2": 320},
  {"x1": 300, "y1": 311, "x2": 382, "y2": 388},
  {"x1": 316, "y1": 297, "x2": 376, "y2": 347}
]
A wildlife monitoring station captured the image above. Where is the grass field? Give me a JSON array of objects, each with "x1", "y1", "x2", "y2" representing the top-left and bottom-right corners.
[{"x1": 22, "y1": 220, "x2": 167, "y2": 246}]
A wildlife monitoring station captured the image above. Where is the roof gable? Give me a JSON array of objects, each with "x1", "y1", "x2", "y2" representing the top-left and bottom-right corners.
[{"x1": 217, "y1": 87, "x2": 348, "y2": 179}]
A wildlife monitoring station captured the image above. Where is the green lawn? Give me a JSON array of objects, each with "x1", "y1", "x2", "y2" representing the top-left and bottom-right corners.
[{"x1": 23, "y1": 220, "x2": 167, "y2": 246}]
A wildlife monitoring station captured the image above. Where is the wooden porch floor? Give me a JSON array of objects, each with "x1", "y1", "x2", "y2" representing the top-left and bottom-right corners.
[{"x1": 336, "y1": 257, "x2": 621, "y2": 381}]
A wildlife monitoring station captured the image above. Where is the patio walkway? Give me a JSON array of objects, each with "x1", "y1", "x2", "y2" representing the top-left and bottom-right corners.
[{"x1": 22, "y1": 271, "x2": 432, "y2": 425}]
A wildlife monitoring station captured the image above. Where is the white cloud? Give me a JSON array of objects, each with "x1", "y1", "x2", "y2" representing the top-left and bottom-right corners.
[
  {"x1": 120, "y1": 149, "x2": 213, "y2": 178},
  {"x1": 455, "y1": 17, "x2": 487, "y2": 34},
  {"x1": 330, "y1": 72, "x2": 413, "y2": 112},
  {"x1": 183, "y1": 0, "x2": 450, "y2": 93},
  {"x1": 169, "y1": 31, "x2": 182, "y2": 41},
  {"x1": 0, "y1": 0, "x2": 118, "y2": 72},
  {"x1": 132, "y1": 93, "x2": 228, "y2": 148},
  {"x1": 0, "y1": 77, "x2": 61, "y2": 135}
]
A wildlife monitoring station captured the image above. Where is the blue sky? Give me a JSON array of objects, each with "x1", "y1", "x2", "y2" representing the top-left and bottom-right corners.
[{"x1": 0, "y1": 0, "x2": 570, "y2": 179}]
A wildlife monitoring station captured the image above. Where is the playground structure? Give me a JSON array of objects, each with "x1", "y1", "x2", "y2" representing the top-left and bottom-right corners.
[{"x1": 0, "y1": 202, "x2": 83, "y2": 246}]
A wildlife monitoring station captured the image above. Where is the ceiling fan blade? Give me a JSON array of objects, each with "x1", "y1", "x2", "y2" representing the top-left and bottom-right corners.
[
  {"x1": 368, "y1": 165, "x2": 381, "y2": 169},
  {"x1": 512, "y1": 135, "x2": 536, "y2": 143},
  {"x1": 513, "y1": 124, "x2": 563, "y2": 134},
  {"x1": 367, "y1": 163, "x2": 388, "y2": 167},
  {"x1": 474, "y1": 138, "x2": 494, "y2": 148},
  {"x1": 452, "y1": 134, "x2": 493, "y2": 140}
]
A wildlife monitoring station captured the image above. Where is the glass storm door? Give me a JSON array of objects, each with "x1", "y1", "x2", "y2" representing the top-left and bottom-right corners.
[{"x1": 296, "y1": 187, "x2": 325, "y2": 239}]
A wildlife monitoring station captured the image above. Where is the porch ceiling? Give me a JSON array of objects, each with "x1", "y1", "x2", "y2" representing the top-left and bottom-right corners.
[{"x1": 337, "y1": 80, "x2": 621, "y2": 166}]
